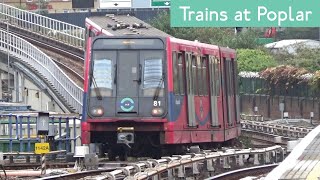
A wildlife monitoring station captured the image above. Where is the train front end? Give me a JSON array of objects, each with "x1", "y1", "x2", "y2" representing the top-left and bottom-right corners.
[{"x1": 82, "y1": 36, "x2": 168, "y2": 160}]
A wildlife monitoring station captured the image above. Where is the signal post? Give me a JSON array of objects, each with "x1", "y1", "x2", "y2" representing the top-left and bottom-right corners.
[{"x1": 35, "y1": 112, "x2": 50, "y2": 175}]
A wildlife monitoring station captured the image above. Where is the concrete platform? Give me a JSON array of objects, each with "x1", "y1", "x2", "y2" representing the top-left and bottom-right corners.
[{"x1": 265, "y1": 124, "x2": 320, "y2": 180}]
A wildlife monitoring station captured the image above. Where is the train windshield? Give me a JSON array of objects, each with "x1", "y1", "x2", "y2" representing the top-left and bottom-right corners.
[
  {"x1": 88, "y1": 38, "x2": 166, "y2": 117},
  {"x1": 89, "y1": 50, "x2": 164, "y2": 98}
]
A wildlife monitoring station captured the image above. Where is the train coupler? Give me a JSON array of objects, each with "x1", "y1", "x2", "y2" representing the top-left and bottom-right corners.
[{"x1": 117, "y1": 127, "x2": 134, "y2": 149}]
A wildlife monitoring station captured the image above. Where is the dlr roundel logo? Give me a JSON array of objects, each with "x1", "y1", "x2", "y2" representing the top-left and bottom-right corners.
[{"x1": 120, "y1": 98, "x2": 134, "y2": 112}]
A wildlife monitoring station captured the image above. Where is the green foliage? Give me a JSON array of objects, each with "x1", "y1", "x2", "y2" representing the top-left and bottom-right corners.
[
  {"x1": 273, "y1": 47, "x2": 320, "y2": 72},
  {"x1": 211, "y1": 30, "x2": 260, "y2": 49},
  {"x1": 287, "y1": 47, "x2": 320, "y2": 72},
  {"x1": 259, "y1": 65, "x2": 309, "y2": 90},
  {"x1": 277, "y1": 28, "x2": 320, "y2": 40},
  {"x1": 237, "y1": 49, "x2": 277, "y2": 72},
  {"x1": 238, "y1": 135, "x2": 253, "y2": 148},
  {"x1": 16, "y1": 5, "x2": 27, "y2": 10},
  {"x1": 150, "y1": 11, "x2": 260, "y2": 49},
  {"x1": 309, "y1": 71, "x2": 320, "y2": 94}
]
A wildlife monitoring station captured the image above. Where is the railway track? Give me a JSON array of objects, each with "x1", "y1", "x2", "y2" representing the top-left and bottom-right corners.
[
  {"x1": 35, "y1": 146, "x2": 284, "y2": 180},
  {"x1": 3, "y1": 162, "x2": 77, "y2": 170},
  {"x1": 0, "y1": 23, "x2": 84, "y2": 88},
  {"x1": 208, "y1": 164, "x2": 278, "y2": 180},
  {"x1": 37, "y1": 168, "x2": 116, "y2": 180}
]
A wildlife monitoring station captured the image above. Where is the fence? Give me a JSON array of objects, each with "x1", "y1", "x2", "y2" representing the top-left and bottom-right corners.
[
  {"x1": 239, "y1": 75, "x2": 318, "y2": 98},
  {"x1": 0, "y1": 3, "x2": 85, "y2": 48},
  {"x1": 0, "y1": 113, "x2": 80, "y2": 154}
]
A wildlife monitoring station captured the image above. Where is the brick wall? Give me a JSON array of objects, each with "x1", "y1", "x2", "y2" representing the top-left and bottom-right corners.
[{"x1": 240, "y1": 94, "x2": 320, "y2": 123}]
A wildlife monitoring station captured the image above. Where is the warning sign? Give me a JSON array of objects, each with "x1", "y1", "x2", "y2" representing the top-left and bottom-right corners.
[{"x1": 35, "y1": 143, "x2": 50, "y2": 154}]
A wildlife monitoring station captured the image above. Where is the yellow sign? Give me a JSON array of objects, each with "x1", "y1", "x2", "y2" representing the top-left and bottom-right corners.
[{"x1": 35, "y1": 143, "x2": 50, "y2": 154}]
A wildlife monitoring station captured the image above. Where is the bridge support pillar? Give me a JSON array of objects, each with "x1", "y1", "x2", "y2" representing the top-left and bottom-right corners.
[{"x1": 12, "y1": 70, "x2": 24, "y2": 103}]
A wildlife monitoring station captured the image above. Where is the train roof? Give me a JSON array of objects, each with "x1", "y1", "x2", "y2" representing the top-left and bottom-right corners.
[
  {"x1": 170, "y1": 37, "x2": 236, "y2": 54},
  {"x1": 87, "y1": 14, "x2": 171, "y2": 37}
]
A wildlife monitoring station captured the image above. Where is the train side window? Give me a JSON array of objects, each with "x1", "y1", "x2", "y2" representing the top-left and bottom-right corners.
[
  {"x1": 226, "y1": 60, "x2": 231, "y2": 96},
  {"x1": 214, "y1": 57, "x2": 221, "y2": 96},
  {"x1": 233, "y1": 59, "x2": 239, "y2": 95},
  {"x1": 210, "y1": 56, "x2": 220, "y2": 96},
  {"x1": 197, "y1": 56, "x2": 202, "y2": 96},
  {"x1": 178, "y1": 53, "x2": 185, "y2": 95},
  {"x1": 185, "y1": 53, "x2": 191, "y2": 94},
  {"x1": 192, "y1": 55, "x2": 197, "y2": 95},
  {"x1": 172, "y1": 52, "x2": 179, "y2": 94},
  {"x1": 229, "y1": 60, "x2": 234, "y2": 95},
  {"x1": 202, "y1": 56, "x2": 208, "y2": 95}
]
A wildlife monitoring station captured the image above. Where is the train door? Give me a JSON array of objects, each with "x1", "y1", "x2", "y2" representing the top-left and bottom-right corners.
[
  {"x1": 222, "y1": 57, "x2": 236, "y2": 139},
  {"x1": 185, "y1": 53, "x2": 197, "y2": 127},
  {"x1": 208, "y1": 55, "x2": 222, "y2": 128},
  {"x1": 116, "y1": 51, "x2": 140, "y2": 115}
]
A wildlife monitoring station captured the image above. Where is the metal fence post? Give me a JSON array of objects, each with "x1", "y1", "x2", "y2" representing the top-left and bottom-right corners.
[
  {"x1": 58, "y1": 116, "x2": 62, "y2": 150},
  {"x1": 19, "y1": 115, "x2": 23, "y2": 152},
  {"x1": 73, "y1": 117, "x2": 76, "y2": 152},
  {"x1": 27, "y1": 115, "x2": 31, "y2": 152},
  {"x1": 8, "y1": 114, "x2": 12, "y2": 152},
  {"x1": 66, "y1": 117, "x2": 70, "y2": 153}
]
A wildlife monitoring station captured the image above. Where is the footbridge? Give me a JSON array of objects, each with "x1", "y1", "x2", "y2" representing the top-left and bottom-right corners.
[{"x1": 0, "y1": 3, "x2": 85, "y2": 113}]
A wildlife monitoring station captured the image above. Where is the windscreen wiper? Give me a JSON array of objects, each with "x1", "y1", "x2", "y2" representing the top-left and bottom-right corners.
[
  {"x1": 153, "y1": 75, "x2": 164, "y2": 101},
  {"x1": 92, "y1": 75, "x2": 103, "y2": 100}
]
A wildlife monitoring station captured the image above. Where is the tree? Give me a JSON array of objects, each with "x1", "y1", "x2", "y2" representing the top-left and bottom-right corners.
[
  {"x1": 309, "y1": 70, "x2": 320, "y2": 95},
  {"x1": 150, "y1": 11, "x2": 260, "y2": 49},
  {"x1": 237, "y1": 49, "x2": 277, "y2": 72},
  {"x1": 277, "y1": 28, "x2": 320, "y2": 40},
  {"x1": 259, "y1": 65, "x2": 309, "y2": 90},
  {"x1": 272, "y1": 46, "x2": 320, "y2": 72}
]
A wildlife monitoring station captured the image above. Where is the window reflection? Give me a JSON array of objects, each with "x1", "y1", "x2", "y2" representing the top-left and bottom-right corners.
[
  {"x1": 92, "y1": 59, "x2": 112, "y2": 89},
  {"x1": 143, "y1": 59, "x2": 163, "y2": 89}
]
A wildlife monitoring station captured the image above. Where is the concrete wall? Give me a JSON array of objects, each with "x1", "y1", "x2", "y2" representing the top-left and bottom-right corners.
[
  {"x1": 11, "y1": 74, "x2": 65, "y2": 112},
  {"x1": 240, "y1": 94, "x2": 319, "y2": 123}
]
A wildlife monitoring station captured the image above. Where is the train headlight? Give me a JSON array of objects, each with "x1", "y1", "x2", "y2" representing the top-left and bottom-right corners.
[
  {"x1": 90, "y1": 106, "x2": 104, "y2": 117},
  {"x1": 151, "y1": 107, "x2": 164, "y2": 117}
]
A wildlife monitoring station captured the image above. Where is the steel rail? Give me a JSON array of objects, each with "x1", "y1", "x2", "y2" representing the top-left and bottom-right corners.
[{"x1": 206, "y1": 164, "x2": 278, "y2": 180}]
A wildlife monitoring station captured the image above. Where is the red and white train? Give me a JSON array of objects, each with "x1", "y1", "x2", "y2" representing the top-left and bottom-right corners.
[{"x1": 81, "y1": 15, "x2": 241, "y2": 160}]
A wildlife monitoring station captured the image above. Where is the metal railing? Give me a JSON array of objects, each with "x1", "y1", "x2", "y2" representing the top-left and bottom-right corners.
[
  {"x1": 241, "y1": 114, "x2": 264, "y2": 122},
  {"x1": 0, "y1": 113, "x2": 80, "y2": 153},
  {"x1": 241, "y1": 120, "x2": 313, "y2": 138},
  {"x1": 0, "y1": 3, "x2": 85, "y2": 49},
  {"x1": 98, "y1": 145, "x2": 284, "y2": 180},
  {"x1": 0, "y1": 29, "x2": 83, "y2": 112}
]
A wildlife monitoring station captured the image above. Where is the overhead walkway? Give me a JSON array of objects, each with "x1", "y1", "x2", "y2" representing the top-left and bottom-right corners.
[
  {"x1": 0, "y1": 3, "x2": 85, "y2": 49},
  {"x1": 0, "y1": 3, "x2": 85, "y2": 113},
  {"x1": 0, "y1": 29, "x2": 82, "y2": 113}
]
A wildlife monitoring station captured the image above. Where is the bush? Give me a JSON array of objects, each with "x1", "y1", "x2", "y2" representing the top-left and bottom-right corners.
[{"x1": 237, "y1": 49, "x2": 277, "y2": 72}]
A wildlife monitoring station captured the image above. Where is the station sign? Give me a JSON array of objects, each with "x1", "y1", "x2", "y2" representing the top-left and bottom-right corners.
[
  {"x1": 35, "y1": 143, "x2": 50, "y2": 154},
  {"x1": 151, "y1": 0, "x2": 170, "y2": 7}
]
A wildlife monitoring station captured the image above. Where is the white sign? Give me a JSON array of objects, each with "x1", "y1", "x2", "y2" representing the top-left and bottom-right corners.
[
  {"x1": 99, "y1": 0, "x2": 132, "y2": 8},
  {"x1": 310, "y1": 112, "x2": 314, "y2": 118},
  {"x1": 279, "y1": 103, "x2": 284, "y2": 111}
]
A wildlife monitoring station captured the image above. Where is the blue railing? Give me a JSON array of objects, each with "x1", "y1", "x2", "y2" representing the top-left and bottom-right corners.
[{"x1": 0, "y1": 113, "x2": 80, "y2": 153}]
